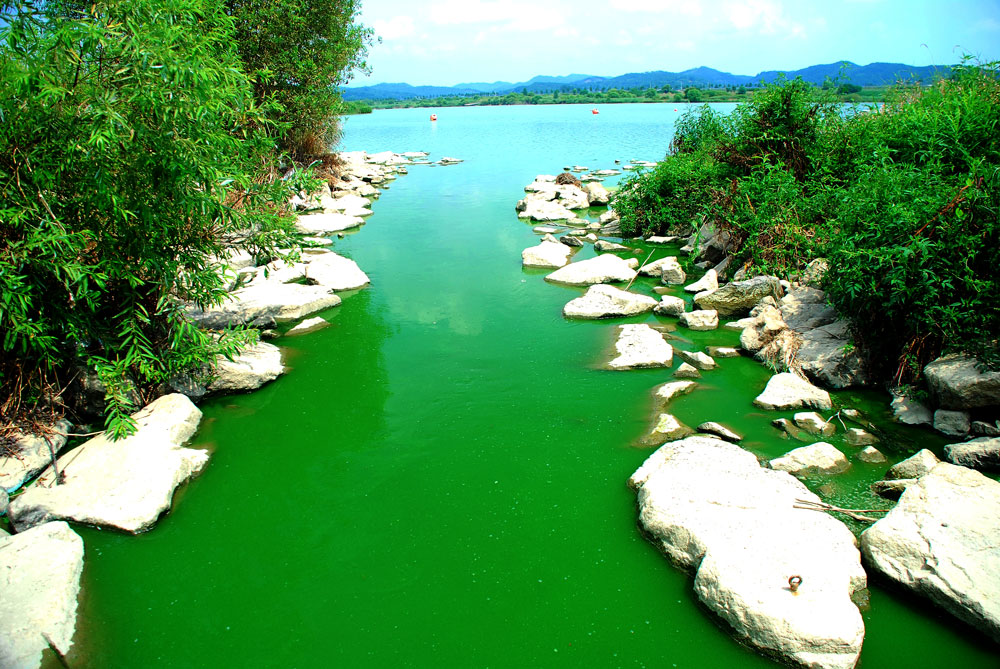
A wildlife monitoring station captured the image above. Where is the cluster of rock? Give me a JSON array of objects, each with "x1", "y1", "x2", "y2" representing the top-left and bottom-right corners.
[{"x1": 516, "y1": 174, "x2": 614, "y2": 222}]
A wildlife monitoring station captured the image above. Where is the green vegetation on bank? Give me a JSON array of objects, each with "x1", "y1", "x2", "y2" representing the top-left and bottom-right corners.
[
  {"x1": 357, "y1": 84, "x2": 891, "y2": 110},
  {"x1": 0, "y1": 0, "x2": 368, "y2": 436},
  {"x1": 614, "y1": 63, "x2": 1000, "y2": 386}
]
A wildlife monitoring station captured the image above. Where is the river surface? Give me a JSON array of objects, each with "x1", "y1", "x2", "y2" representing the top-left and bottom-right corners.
[{"x1": 70, "y1": 104, "x2": 996, "y2": 667}]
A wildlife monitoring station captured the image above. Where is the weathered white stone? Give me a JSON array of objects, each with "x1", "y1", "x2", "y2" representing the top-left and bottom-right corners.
[
  {"x1": 652, "y1": 380, "x2": 697, "y2": 406},
  {"x1": 295, "y1": 212, "x2": 363, "y2": 235},
  {"x1": 639, "y1": 413, "x2": 693, "y2": 446},
  {"x1": 885, "y1": 449, "x2": 941, "y2": 480},
  {"x1": 793, "y1": 411, "x2": 835, "y2": 437},
  {"x1": 185, "y1": 281, "x2": 341, "y2": 328},
  {"x1": 890, "y1": 394, "x2": 933, "y2": 426},
  {"x1": 924, "y1": 354, "x2": 1000, "y2": 410},
  {"x1": 676, "y1": 349, "x2": 717, "y2": 371},
  {"x1": 754, "y1": 373, "x2": 833, "y2": 411},
  {"x1": 654, "y1": 295, "x2": 686, "y2": 317},
  {"x1": 544, "y1": 254, "x2": 637, "y2": 286},
  {"x1": 660, "y1": 256, "x2": 687, "y2": 285},
  {"x1": 522, "y1": 241, "x2": 573, "y2": 268},
  {"x1": 694, "y1": 276, "x2": 782, "y2": 317},
  {"x1": 678, "y1": 310, "x2": 719, "y2": 331},
  {"x1": 209, "y1": 341, "x2": 284, "y2": 392},
  {"x1": 0, "y1": 522, "x2": 84, "y2": 669},
  {"x1": 594, "y1": 240, "x2": 631, "y2": 253},
  {"x1": 857, "y1": 446, "x2": 887, "y2": 463},
  {"x1": 608, "y1": 324, "x2": 673, "y2": 370},
  {"x1": 771, "y1": 442, "x2": 850, "y2": 476},
  {"x1": 0, "y1": 421, "x2": 72, "y2": 493},
  {"x1": 639, "y1": 256, "x2": 673, "y2": 277},
  {"x1": 518, "y1": 198, "x2": 576, "y2": 221},
  {"x1": 647, "y1": 235, "x2": 680, "y2": 244},
  {"x1": 697, "y1": 422, "x2": 742, "y2": 442},
  {"x1": 861, "y1": 463, "x2": 1000, "y2": 641},
  {"x1": 707, "y1": 346, "x2": 741, "y2": 358},
  {"x1": 324, "y1": 193, "x2": 373, "y2": 217},
  {"x1": 583, "y1": 181, "x2": 610, "y2": 205},
  {"x1": 630, "y1": 437, "x2": 866, "y2": 669},
  {"x1": 9, "y1": 394, "x2": 208, "y2": 534},
  {"x1": 684, "y1": 269, "x2": 717, "y2": 293},
  {"x1": 563, "y1": 284, "x2": 657, "y2": 319},
  {"x1": 674, "y1": 362, "x2": 701, "y2": 379},
  {"x1": 555, "y1": 185, "x2": 591, "y2": 209},
  {"x1": 945, "y1": 436, "x2": 1000, "y2": 471},
  {"x1": 934, "y1": 409, "x2": 970, "y2": 436},
  {"x1": 845, "y1": 428, "x2": 878, "y2": 447},
  {"x1": 286, "y1": 317, "x2": 329, "y2": 336},
  {"x1": 559, "y1": 235, "x2": 584, "y2": 248}
]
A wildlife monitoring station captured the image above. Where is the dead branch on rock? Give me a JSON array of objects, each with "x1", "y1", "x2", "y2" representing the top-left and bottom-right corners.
[{"x1": 794, "y1": 498, "x2": 889, "y2": 523}]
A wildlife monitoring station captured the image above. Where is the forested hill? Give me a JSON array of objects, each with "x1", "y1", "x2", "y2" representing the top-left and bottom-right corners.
[{"x1": 343, "y1": 61, "x2": 946, "y2": 100}]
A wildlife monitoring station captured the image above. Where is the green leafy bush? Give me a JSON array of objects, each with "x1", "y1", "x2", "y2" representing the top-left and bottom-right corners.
[
  {"x1": 1, "y1": 0, "x2": 300, "y2": 436},
  {"x1": 616, "y1": 62, "x2": 1000, "y2": 384}
]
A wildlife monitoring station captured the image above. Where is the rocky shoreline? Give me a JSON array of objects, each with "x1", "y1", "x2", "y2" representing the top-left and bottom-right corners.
[
  {"x1": 0, "y1": 149, "x2": 449, "y2": 667},
  {"x1": 514, "y1": 167, "x2": 1000, "y2": 667}
]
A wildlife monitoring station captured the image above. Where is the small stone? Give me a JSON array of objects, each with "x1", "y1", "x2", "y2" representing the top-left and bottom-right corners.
[
  {"x1": 660, "y1": 257, "x2": 687, "y2": 285},
  {"x1": 676, "y1": 349, "x2": 717, "y2": 370},
  {"x1": 971, "y1": 421, "x2": 1000, "y2": 437},
  {"x1": 678, "y1": 310, "x2": 719, "y2": 331},
  {"x1": 754, "y1": 373, "x2": 832, "y2": 411},
  {"x1": 707, "y1": 346, "x2": 740, "y2": 358},
  {"x1": 594, "y1": 240, "x2": 631, "y2": 253},
  {"x1": 872, "y1": 479, "x2": 914, "y2": 499},
  {"x1": 639, "y1": 413, "x2": 694, "y2": 447},
  {"x1": 608, "y1": 324, "x2": 673, "y2": 370},
  {"x1": 793, "y1": 411, "x2": 835, "y2": 437},
  {"x1": 654, "y1": 295, "x2": 687, "y2": 317},
  {"x1": 845, "y1": 428, "x2": 878, "y2": 447},
  {"x1": 286, "y1": 316, "x2": 329, "y2": 336},
  {"x1": 674, "y1": 362, "x2": 701, "y2": 379},
  {"x1": 890, "y1": 395, "x2": 933, "y2": 426},
  {"x1": 770, "y1": 442, "x2": 850, "y2": 476},
  {"x1": 857, "y1": 446, "x2": 887, "y2": 463},
  {"x1": 652, "y1": 380, "x2": 697, "y2": 406},
  {"x1": 697, "y1": 422, "x2": 743, "y2": 442},
  {"x1": 885, "y1": 449, "x2": 940, "y2": 480},
  {"x1": 684, "y1": 269, "x2": 717, "y2": 294}
]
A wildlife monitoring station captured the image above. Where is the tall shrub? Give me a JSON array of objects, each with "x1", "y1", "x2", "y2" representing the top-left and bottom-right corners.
[{"x1": 0, "y1": 0, "x2": 299, "y2": 436}]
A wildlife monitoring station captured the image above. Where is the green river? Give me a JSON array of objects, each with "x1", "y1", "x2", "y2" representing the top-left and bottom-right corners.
[{"x1": 56, "y1": 104, "x2": 996, "y2": 666}]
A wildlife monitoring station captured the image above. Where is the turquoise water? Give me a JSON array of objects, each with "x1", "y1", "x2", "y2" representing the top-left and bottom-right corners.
[{"x1": 66, "y1": 104, "x2": 996, "y2": 667}]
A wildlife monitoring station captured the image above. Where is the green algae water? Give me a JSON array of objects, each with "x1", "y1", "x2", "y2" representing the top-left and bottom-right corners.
[{"x1": 69, "y1": 104, "x2": 996, "y2": 667}]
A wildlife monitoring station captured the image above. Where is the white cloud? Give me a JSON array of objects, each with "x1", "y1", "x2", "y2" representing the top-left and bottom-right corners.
[
  {"x1": 373, "y1": 15, "x2": 416, "y2": 41},
  {"x1": 725, "y1": 0, "x2": 806, "y2": 37},
  {"x1": 429, "y1": 0, "x2": 567, "y2": 26},
  {"x1": 609, "y1": 0, "x2": 702, "y2": 15}
]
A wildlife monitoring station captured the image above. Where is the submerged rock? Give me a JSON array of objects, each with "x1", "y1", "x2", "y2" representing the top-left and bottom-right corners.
[
  {"x1": 295, "y1": 212, "x2": 364, "y2": 235},
  {"x1": 678, "y1": 309, "x2": 719, "y2": 331},
  {"x1": 563, "y1": 285, "x2": 657, "y2": 319},
  {"x1": 684, "y1": 269, "x2": 717, "y2": 294},
  {"x1": 770, "y1": 442, "x2": 850, "y2": 476},
  {"x1": 286, "y1": 317, "x2": 329, "y2": 336},
  {"x1": 845, "y1": 428, "x2": 878, "y2": 447},
  {"x1": 793, "y1": 411, "x2": 835, "y2": 437},
  {"x1": 676, "y1": 349, "x2": 717, "y2": 371},
  {"x1": 651, "y1": 380, "x2": 697, "y2": 407},
  {"x1": 544, "y1": 254, "x2": 637, "y2": 286},
  {"x1": 754, "y1": 373, "x2": 832, "y2": 411},
  {"x1": 697, "y1": 422, "x2": 742, "y2": 442},
  {"x1": 674, "y1": 362, "x2": 701, "y2": 379},
  {"x1": 608, "y1": 324, "x2": 673, "y2": 370},
  {"x1": 639, "y1": 413, "x2": 693, "y2": 446},
  {"x1": 861, "y1": 462, "x2": 1000, "y2": 642},
  {"x1": 0, "y1": 522, "x2": 84, "y2": 669},
  {"x1": 857, "y1": 446, "x2": 887, "y2": 463},
  {"x1": 890, "y1": 394, "x2": 933, "y2": 426},
  {"x1": 630, "y1": 437, "x2": 866, "y2": 669},
  {"x1": 9, "y1": 394, "x2": 208, "y2": 534}
]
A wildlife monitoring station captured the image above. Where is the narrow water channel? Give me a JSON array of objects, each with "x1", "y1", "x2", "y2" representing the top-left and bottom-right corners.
[{"x1": 71, "y1": 105, "x2": 996, "y2": 667}]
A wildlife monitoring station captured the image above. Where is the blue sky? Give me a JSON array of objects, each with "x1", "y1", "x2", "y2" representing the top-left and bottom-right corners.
[{"x1": 348, "y1": 0, "x2": 1000, "y2": 86}]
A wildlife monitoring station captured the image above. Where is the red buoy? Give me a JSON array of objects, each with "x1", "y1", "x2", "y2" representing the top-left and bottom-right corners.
[
  {"x1": 591, "y1": 108, "x2": 599, "y2": 114},
  {"x1": 430, "y1": 114, "x2": 437, "y2": 121}
]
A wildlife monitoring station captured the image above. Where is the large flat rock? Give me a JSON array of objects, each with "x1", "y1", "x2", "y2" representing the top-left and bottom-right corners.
[
  {"x1": 860, "y1": 462, "x2": 1000, "y2": 642},
  {"x1": 630, "y1": 437, "x2": 866, "y2": 669},
  {"x1": 209, "y1": 341, "x2": 284, "y2": 393},
  {"x1": 304, "y1": 252, "x2": 371, "y2": 291},
  {"x1": 185, "y1": 281, "x2": 341, "y2": 328},
  {"x1": 754, "y1": 372, "x2": 832, "y2": 411},
  {"x1": 522, "y1": 240, "x2": 573, "y2": 268},
  {"x1": 0, "y1": 522, "x2": 84, "y2": 669},
  {"x1": 295, "y1": 212, "x2": 363, "y2": 234},
  {"x1": 9, "y1": 394, "x2": 208, "y2": 534},
  {"x1": 563, "y1": 284, "x2": 657, "y2": 319},
  {"x1": 544, "y1": 254, "x2": 637, "y2": 286}
]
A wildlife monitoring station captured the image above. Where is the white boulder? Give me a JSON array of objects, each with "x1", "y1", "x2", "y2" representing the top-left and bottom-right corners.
[
  {"x1": 209, "y1": 341, "x2": 284, "y2": 392},
  {"x1": 9, "y1": 394, "x2": 208, "y2": 534},
  {"x1": 295, "y1": 212, "x2": 363, "y2": 235},
  {"x1": 684, "y1": 269, "x2": 717, "y2": 293},
  {"x1": 286, "y1": 317, "x2": 329, "y2": 336},
  {"x1": 563, "y1": 285, "x2": 657, "y2": 319},
  {"x1": 945, "y1": 436, "x2": 1000, "y2": 471},
  {"x1": 770, "y1": 442, "x2": 850, "y2": 476},
  {"x1": 306, "y1": 252, "x2": 371, "y2": 291},
  {"x1": 754, "y1": 373, "x2": 833, "y2": 411},
  {"x1": 544, "y1": 254, "x2": 637, "y2": 286},
  {"x1": 0, "y1": 522, "x2": 84, "y2": 669},
  {"x1": 660, "y1": 256, "x2": 687, "y2": 285},
  {"x1": 631, "y1": 437, "x2": 866, "y2": 669},
  {"x1": 522, "y1": 241, "x2": 573, "y2": 268},
  {"x1": 608, "y1": 324, "x2": 673, "y2": 370},
  {"x1": 678, "y1": 309, "x2": 719, "y2": 331},
  {"x1": 861, "y1": 462, "x2": 1000, "y2": 642}
]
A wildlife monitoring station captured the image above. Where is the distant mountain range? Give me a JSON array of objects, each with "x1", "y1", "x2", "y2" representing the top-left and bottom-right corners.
[{"x1": 342, "y1": 62, "x2": 947, "y2": 101}]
